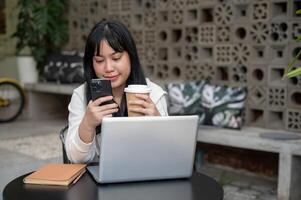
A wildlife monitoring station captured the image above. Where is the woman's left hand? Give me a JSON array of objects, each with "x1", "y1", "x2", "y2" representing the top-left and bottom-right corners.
[{"x1": 128, "y1": 94, "x2": 161, "y2": 116}]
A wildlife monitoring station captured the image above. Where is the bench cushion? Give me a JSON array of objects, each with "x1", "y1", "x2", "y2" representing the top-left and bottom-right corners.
[
  {"x1": 166, "y1": 81, "x2": 206, "y2": 115},
  {"x1": 200, "y1": 83, "x2": 247, "y2": 129},
  {"x1": 166, "y1": 81, "x2": 247, "y2": 129},
  {"x1": 42, "y1": 52, "x2": 84, "y2": 84}
]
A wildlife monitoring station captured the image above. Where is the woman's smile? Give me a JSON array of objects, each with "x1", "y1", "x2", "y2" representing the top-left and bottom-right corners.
[{"x1": 104, "y1": 74, "x2": 120, "y2": 82}]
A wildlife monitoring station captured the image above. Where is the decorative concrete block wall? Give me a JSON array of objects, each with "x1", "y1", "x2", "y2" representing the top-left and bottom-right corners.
[{"x1": 66, "y1": 0, "x2": 301, "y2": 133}]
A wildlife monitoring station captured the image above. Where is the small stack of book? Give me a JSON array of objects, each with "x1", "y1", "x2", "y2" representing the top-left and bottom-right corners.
[{"x1": 23, "y1": 163, "x2": 86, "y2": 186}]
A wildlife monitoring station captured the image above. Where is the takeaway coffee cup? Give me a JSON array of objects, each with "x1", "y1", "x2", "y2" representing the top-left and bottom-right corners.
[{"x1": 124, "y1": 85, "x2": 151, "y2": 117}]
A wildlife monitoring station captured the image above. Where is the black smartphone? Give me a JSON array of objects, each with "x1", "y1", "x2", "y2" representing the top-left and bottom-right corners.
[{"x1": 90, "y1": 78, "x2": 114, "y2": 105}]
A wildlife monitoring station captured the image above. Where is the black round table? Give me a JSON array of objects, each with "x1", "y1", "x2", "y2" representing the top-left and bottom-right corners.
[{"x1": 3, "y1": 172, "x2": 223, "y2": 200}]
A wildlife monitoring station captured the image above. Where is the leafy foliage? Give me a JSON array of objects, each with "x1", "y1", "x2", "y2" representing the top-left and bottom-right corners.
[
  {"x1": 283, "y1": 9, "x2": 301, "y2": 79},
  {"x1": 12, "y1": 0, "x2": 68, "y2": 72}
]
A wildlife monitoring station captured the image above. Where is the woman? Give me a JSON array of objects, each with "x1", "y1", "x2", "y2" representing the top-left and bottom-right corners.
[{"x1": 65, "y1": 20, "x2": 168, "y2": 163}]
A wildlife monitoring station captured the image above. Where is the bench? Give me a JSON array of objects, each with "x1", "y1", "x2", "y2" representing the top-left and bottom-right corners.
[
  {"x1": 197, "y1": 126, "x2": 301, "y2": 200},
  {"x1": 23, "y1": 83, "x2": 79, "y2": 120},
  {"x1": 25, "y1": 82, "x2": 79, "y2": 95}
]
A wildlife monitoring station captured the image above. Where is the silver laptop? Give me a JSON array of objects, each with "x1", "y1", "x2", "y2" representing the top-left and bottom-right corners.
[{"x1": 87, "y1": 115, "x2": 199, "y2": 183}]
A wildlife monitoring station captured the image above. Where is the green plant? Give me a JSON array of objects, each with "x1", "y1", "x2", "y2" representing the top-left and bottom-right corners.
[
  {"x1": 12, "y1": 0, "x2": 68, "y2": 72},
  {"x1": 283, "y1": 9, "x2": 301, "y2": 79}
]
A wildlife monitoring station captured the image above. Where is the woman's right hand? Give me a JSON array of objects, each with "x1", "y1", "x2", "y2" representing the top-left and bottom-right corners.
[
  {"x1": 85, "y1": 96, "x2": 119, "y2": 128},
  {"x1": 79, "y1": 96, "x2": 118, "y2": 143}
]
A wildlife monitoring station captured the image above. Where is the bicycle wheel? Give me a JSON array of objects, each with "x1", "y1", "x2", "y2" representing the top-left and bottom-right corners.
[{"x1": 0, "y1": 81, "x2": 25, "y2": 122}]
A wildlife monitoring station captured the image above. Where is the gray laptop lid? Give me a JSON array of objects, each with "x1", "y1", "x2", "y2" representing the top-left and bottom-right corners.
[{"x1": 88, "y1": 115, "x2": 199, "y2": 183}]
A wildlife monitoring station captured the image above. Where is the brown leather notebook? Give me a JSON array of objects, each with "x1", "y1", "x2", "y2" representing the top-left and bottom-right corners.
[{"x1": 23, "y1": 163, "x2": 86, "y2": 186}]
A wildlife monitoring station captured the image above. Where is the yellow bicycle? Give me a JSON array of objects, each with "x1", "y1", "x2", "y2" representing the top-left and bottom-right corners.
[{"x1": 0, "y1": 78, "x2": 25, "y2": 122}]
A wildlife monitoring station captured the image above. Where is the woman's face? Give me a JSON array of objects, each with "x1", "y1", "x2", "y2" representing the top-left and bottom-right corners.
[{"x1": 93, "y1": 40, "x2": 131, "y2": 90}]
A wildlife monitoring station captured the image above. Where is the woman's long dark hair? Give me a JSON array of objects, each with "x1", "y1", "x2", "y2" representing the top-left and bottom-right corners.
[{"x1": 83, "y1": 20, "x2": 146, "y2": 122}]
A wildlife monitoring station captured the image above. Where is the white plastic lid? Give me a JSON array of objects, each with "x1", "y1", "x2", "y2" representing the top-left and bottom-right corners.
[{"x1": 124, "y1": 84, "x2": 151, "y2": 93}]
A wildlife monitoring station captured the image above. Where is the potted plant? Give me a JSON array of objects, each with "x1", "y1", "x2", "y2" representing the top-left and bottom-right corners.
[
  {"x1": 12, "y1": 0, "x2": 68, "y2": 84},
  {"x1": 283, "y1": 9, "x2": 301, "y2": 79}
]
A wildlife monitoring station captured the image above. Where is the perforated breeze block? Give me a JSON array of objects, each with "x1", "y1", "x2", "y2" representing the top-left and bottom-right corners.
[{"x1": 65, "y1": 0, "x2": 301, "y2": 132}]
